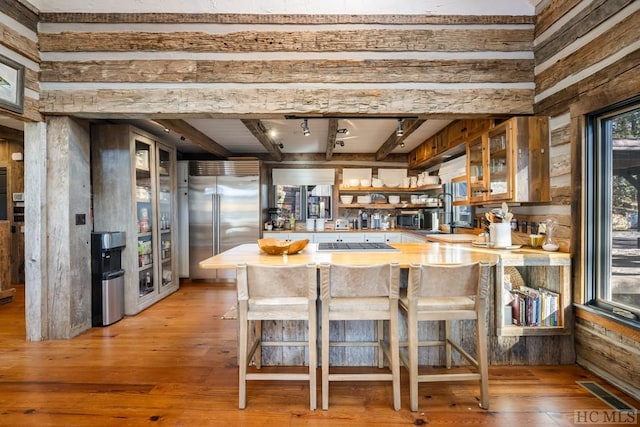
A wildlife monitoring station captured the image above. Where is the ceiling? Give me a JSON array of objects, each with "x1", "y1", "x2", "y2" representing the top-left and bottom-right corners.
[
  {"x1": 126, "y1": 117, "x2": 453, "y2": 159},
  {"x1": 1, "y1": 114, "x2": 452, "y2": 159}
]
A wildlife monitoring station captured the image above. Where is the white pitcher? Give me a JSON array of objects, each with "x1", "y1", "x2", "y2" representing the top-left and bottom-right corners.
[{"x1": 489, "y1": 222, "x2": 512, "y2": 248}]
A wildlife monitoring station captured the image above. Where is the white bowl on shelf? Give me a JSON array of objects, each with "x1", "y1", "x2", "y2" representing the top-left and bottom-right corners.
[
  {"x1": 388, "y1": 195, "x2": 400, "y2": 204},
  {"x1": 357, "y1": 195, "x2": 371, "y2": 204},
  {"x1": 360, "y1": 179, "x2": 371, "y2": 187},
  {"x1": 424, "y1": 176, "x2": 440, "y2": 185},
  {"x1": 340, "y1": 195, "x2": 353, "y2": 204},
  {"x1": 348, "y1": 178, "x2": 360, "y2": 187}
]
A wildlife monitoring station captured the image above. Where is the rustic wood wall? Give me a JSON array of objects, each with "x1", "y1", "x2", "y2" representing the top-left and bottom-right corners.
[
  {"x1": 0, "y1": 0, "x2": 40, "y2": 122},
  {"x1": 0, "y1": 138, "x2": 24, "y2": 285},
  {"x1": 37, "y1": 13, "x2": 536, "y2": 118},
  {"x1": 533, "y1": 0, "x2": 640, "y2": 399}
]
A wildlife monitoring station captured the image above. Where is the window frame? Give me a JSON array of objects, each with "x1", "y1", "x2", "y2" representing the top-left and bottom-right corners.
[{"x1": 584, "y1": 96, "x2": 640, "y2": 322}]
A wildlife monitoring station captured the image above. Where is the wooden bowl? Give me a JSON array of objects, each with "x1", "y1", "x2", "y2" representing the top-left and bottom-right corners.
[{"x1": 257, "y1": 238, "x2": 309, "y2": 255}]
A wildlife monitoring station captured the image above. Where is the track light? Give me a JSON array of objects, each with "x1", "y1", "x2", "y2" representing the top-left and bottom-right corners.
[
  {"x1": 277, "y1": 142, "x2": 284, "y2": 149},
  {"x1": 336, "y1": 128, "x2": 349, "y2": 135},
  {"x1": 396, "y1": 119, "x2": 404, "y2": 137},
  {"x1": 400, "y1": 142, "x2": 405, "y2": 148},
  {"x1": 301, "y1": 119, "x2": 311, "y2": 136},
  {"x1": 335, "y1": 140, "x2": 345, "y2": 147}
]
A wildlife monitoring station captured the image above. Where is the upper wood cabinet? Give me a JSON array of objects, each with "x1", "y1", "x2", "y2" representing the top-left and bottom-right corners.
[
  {"x1": 408, "y1": 119, "x2": 491, "y2": 170},
  {"x1": 409, "y1": 116, "x2": 550, "y2": 205},
  {"x1": 465, "y1": 116, "x2": 550, "y2": 204}
]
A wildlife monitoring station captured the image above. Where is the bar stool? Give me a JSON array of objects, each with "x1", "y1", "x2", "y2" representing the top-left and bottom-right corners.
[
  {"x1": 400, "y1": 262, "x2": 492, "y2": 411},
  {"x1": 318, "y1": 262, "x2": 401, "y2": 411},
  {"x1": 236, "y1": 263, "x2": 318, "y2": 410}
]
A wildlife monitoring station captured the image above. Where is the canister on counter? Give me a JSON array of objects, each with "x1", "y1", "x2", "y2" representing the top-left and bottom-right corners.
[{"x1": 520, "y1": 220, "x2": 528, "y2": 234}]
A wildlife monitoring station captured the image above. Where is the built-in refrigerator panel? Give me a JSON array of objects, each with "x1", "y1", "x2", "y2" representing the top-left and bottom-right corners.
[
  {"x1": 177, "y1": 161, "x2": 189, "y2": 278},
  {"x1": 187, "y1": 161, "x2": 261, "y2": 281},
  {"x1": 217, "y1": 175, "x2": 260, "y2": 280},
  {"x1": 188, "y1": 175, "x2": 217, "y2": 280}
]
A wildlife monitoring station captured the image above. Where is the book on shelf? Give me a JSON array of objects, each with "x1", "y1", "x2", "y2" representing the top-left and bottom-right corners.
[{"x1": 508, "y1": 286, "x2": 559, "y2": 327}]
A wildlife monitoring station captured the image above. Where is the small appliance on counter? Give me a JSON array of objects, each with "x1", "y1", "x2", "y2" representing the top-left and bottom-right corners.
[
  {"x1": 334, "y1": 218, "x2": 350, "y2": 230},
  {"x1": 396, "y1": 209, "x2": 439, "y2": 231}
]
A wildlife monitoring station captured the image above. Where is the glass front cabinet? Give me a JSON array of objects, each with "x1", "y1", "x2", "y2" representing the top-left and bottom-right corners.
[
  {"x1": 465, "y1": 117, "x2": 550, "y2": 204},
  {"x1": 92, "y1": 124, "x2": 178, "y2": 315}
]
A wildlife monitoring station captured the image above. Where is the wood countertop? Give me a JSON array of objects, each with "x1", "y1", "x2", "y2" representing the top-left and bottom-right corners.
[
  {"x1": 200, "y1": 242, "x2": 500, "y2": 269},
  {"x1": 420, "y1": 233, "x2": 478, "y2": 243},
  {"x1": 199, "y1": 241, "x2": 570, "y2": 270}
]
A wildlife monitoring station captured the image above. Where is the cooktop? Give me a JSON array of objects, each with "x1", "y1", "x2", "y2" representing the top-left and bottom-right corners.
[{"x1": 316, "y1": 242, "x2": 399, "y2": 252}]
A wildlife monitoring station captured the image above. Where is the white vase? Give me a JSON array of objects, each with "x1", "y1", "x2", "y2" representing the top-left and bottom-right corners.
[{"x1": 489, "y1": 222, "x2": 512, "y2": 248}]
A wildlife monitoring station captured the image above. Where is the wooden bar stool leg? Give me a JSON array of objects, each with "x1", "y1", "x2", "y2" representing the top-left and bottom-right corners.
[
  {"x1": 238, "y1": 303, "x2": 248, "y2": 409},
  {"x1": 390, "y1": 306, "x2": 401, "y2": 411},
  {"x1": 377, "y1": 320, "x2": 384, "y2": 368},
  {"x1": 321, "y1": 303, "x2": 330, "y2": 410},
  {"x1": 408, "y1": 305, "x2": 419, "y2": 412},
  {"x1": 309, "y1": 306, "x2": 318, "y2": 410},
  {"x1": 477, "y1": 312, "x2": 490, "y2": 409},
  {"x1": 254, "y1": 320, "x2": 262, "y2": 369},
  {"x1": 445, "y1": 319, "x2": 452, "y2": 369}
]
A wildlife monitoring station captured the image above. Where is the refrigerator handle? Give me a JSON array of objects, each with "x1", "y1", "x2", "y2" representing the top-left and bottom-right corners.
[{"x1": 213, "y1": 193, "x2": 221, "y2": 254}]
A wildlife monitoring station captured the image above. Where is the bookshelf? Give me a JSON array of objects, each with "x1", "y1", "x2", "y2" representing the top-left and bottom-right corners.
[{"x1": 495, "y1": 251, "x2": 572, "y2": 337}]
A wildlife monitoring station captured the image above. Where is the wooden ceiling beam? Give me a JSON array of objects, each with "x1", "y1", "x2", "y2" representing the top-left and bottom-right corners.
[
  {"x1": 375, "y1": 119, "x2": 426, "y2": 161},
  {"x1": 241, "y1": 119, "x2": 284, "y2": 162},
  {"x1": 154, "y1": 119, "x2": 232, "y2": 158},
  {"x1": 325, "y1": 119, "x2": 339, "y2": 161}
]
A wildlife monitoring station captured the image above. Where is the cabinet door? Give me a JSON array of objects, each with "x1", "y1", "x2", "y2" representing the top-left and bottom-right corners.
[
  {"x1": 401, "y1": 233, "x2": 425, "y2": 243},
  {"x1": 364, "y1": 233, "x2": 386, "y2": 243},
  {"x1": 289, "y1": 232, "x2": 314, "y2": 242},
  {"x1": 487, "y1": 123, "x2": 512, "y2": 201},
  {"x1": 467, "y1": 134, "x2": 488, "y2": 203},
  {"x1": 451, "y1": 176, "x2": 468, "y2": 205},
  {"x1": 314, "y1": 233, "x2": 341, "y2": 243},
  {"x1": 383, "y1": 232, "x2": 402, "y2": 243},
  {"x1": 156, "y1": 144, "x2": 175, "y2": 294},
  {"x1": 135, "y1": 138, "x2": 156, "y2": 298},
  {"x1": 340, "y1": 233, "x2": 365, "y2": 243}
]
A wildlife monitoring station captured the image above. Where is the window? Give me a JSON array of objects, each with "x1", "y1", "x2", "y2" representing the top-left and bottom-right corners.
[{"x1": 586, "y1": 98, "x2": 640, "y2": 321}]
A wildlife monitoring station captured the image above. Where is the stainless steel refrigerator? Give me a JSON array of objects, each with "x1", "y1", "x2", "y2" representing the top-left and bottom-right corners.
[{"x1": 188, "y1": 161, "x2": 261, "y2": 280}]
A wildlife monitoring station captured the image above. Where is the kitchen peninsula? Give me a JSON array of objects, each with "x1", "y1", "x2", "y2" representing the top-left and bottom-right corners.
[{"x1": 200, "y1": 240, "x2": 572, "y2": 366}]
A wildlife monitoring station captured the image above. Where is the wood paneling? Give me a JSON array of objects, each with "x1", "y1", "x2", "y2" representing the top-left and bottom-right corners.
[
  {"x1": 535, "y1": 47, "x2": 640, "y2": 117},
  {"x1": 0, "y1": 0, "x2": 38, "y2": 32},
  {"x1": 0, "y1": 222, "x2": 10, "y2": 290},
  {"x1": 536, "y1": 8, "x2": 640, "y2": 94},
  {"x1": 39, "y1": 13, "x2": 535, "y2": 25},
  {"x1": 535, "y1": 0, "x2": 636, "y2": 65},
  {"x1": 0, "y1": 21, "x2": 39, "y2": 63},
  {"x1": 535, "y1": 0, "x2": 582, "y2": 37},
  {"x1": 39, "y1": 28, "x2": 533, "y2": 53},
  {"x1": 550, "y1": 123, "x2": 571, "y2": 147},
  {"x1": 0, "y1": 137, "x2": 25, "y2": 285},
  {"x1": 534, "y1": 0, "x2": 640, "y2": 400},
  {"x1": 40, "y1": 88, "x2": 534, "y2": 117},
  {"x1": 40, "y1": 58, "x2": 534, "y2": 84}
]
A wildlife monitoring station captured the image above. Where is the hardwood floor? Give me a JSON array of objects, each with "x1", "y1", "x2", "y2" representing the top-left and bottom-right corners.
[{"x1": 0, "y1": 282, "x2": 638, "y2": 426}]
